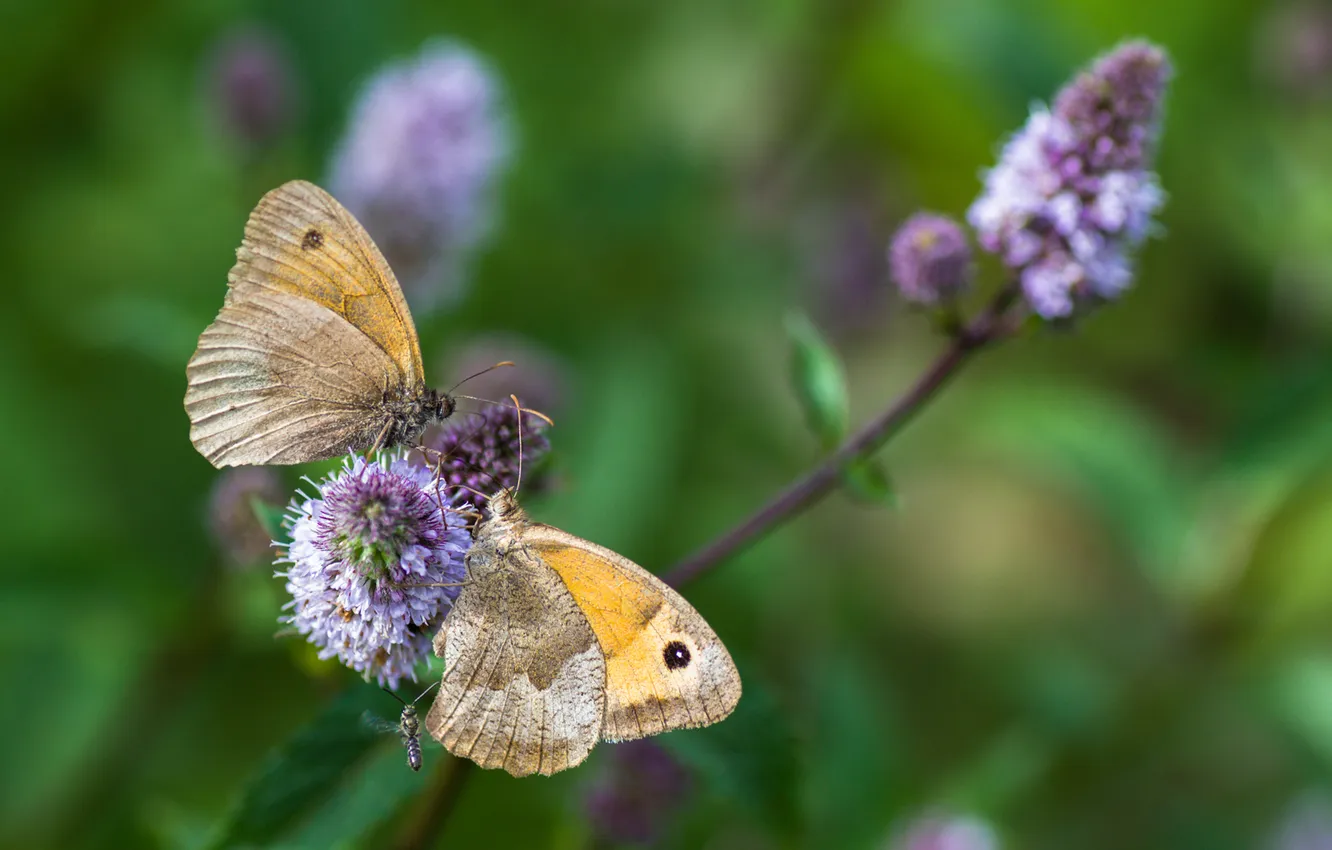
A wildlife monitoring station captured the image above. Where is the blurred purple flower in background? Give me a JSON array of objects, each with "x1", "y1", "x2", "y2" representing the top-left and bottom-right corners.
[
  {"x1": 1270, "y1": 792, "x2": 1332, "y2": 850},
  {"x1": 585, "y1": 739, "x2": 693, "y2": 845},
  {"x1": 412, "y1": 404, "x2": 552, "y2": 512},
  {"x1": 278, "y1": 455, "x2": 470, "y2": 688},
  {"x1": 891, "y1": 812, "x2": 1000, "y2": 850},
  {"x1": 205, "y1": 26, "x2": 298, "y2": 153},
  {"x1": 888, "y1": 212, "x2": 974, "y2": 306},
  {"x1": 207, "y1": 466, "x2": 285, "y2": 568},
  {"x1": 805, "y1": 191, "x2": 894, "y2": 338},
  {"x1": 1255, "y1": 2, "x2": 1332, "y2": 99},
  {"x1": 968, "y1": 40, "x2": 1171, "y2": 319},
  {"x1": 329, "y1": 42, "x2": 511, "y2": 313}
]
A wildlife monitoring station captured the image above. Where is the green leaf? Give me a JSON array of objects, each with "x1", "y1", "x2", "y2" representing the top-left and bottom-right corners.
[
  {"x1": 841, "y1": 458, "x2": 897, "y2": 507},
  {"x1": 1268, "y1": 652, "x2": 1332, "y2": 768},
  {"x1": 292, "y1": 744, "x2": 436, "y2": 849},
  {"x1": 251, "y1": 497, "x2": 290, "y2": 547},
  {"x1": 786, "y1": 311, "x2": 848, "y2": 451},
  {"x1": 205, "y1": 687, "x2": 402, "y2": 850},
  {"x1": 802, "y1": 651, "x2": 901, "y2": 848}
]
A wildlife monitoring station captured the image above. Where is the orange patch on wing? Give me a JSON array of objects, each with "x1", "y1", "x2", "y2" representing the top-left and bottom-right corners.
[{"x1": 533, "y1": 543, "x2": 663, "y2": 659}]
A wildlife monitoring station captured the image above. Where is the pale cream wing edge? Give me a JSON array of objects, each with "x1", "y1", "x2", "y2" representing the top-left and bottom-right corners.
[{"x1": 522, "y1": 525, "x2": 743, "y2": 742}]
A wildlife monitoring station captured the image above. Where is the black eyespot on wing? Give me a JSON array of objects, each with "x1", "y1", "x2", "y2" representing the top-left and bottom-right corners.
[
  {"x1": 302, "y1": 228, "x2": 324, "y2": 249},
  {"x1": 663, "y1": 640, "x2": 691, "y2": 670}
]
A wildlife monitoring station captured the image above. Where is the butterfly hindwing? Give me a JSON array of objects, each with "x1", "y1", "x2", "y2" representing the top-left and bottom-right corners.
[{"x1": 426, "y1": 544, "x2": 606, "y2": 777}]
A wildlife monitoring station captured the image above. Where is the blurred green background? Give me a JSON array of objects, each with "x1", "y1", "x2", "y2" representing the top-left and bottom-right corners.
[{"x1": 5, "y1": 0, "x2": 1332, "y2": 847}]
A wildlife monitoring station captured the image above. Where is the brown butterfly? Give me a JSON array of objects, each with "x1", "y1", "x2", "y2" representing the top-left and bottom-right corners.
[
  {"x1": 184, "y1": 180, "x2": 454, "y2": 467},
  {"x1": 425, "y1": 488, "x2": 742, "y2": 777}
]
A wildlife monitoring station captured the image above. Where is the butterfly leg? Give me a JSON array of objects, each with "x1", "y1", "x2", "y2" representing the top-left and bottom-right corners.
[{"x1": 367, "y1": 417, "x2": 395, "y2": 457}]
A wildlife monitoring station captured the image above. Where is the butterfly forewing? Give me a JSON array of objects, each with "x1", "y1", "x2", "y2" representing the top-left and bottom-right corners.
[
  {"x1": 185, "y1": 180, "x2": 434, "y2": 467},
  {"x1": 239, "y1": 181, "x2": 423, "y2": 384}
]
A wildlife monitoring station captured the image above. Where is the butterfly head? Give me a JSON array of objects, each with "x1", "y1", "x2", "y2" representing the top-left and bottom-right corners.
[
  {"x1": 486, "y1": 488, "x2": 524, "y2": 522},
  {"x1": 385, "y1": 388, "x2": 456, "y2": 447}
]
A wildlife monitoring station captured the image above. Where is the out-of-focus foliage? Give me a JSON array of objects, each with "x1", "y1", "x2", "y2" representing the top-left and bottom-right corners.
[{"x1": 2, "y1": 0, "x2": 1332, "y2": 848}]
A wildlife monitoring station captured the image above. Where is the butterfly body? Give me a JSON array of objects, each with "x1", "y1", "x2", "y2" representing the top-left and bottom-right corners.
[
  {"x1": 425, "y1": 489, "x2": 741, "y2": 777},
  {"x1": 185, "y1": 180, "x2": 453, "y2": 467}
]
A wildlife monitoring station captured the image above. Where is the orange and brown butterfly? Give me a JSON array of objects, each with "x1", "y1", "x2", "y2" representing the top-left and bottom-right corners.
[
  {"x1": 425, "y1": 488, "x2": 742, "y2": 777},
  {"x1": 184, "y1": 180, "x2": 455, "y2": 467}
]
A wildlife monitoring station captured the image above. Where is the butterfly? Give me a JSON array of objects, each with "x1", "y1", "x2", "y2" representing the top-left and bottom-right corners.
[
  {"x1": 424, "y1": 488, "x2": 742, "y2": 777},
  {"x1": 184, "y1": 180, "x2": 454, "y2": 467}
]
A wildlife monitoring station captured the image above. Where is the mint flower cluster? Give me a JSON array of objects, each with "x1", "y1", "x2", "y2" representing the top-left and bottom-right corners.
[
  {"x1": 276, "y1": 407, "x2": 548, "y2": 687},
  {"x1": 889, "y1": 41, "x2": 1171, "y2": 320}
]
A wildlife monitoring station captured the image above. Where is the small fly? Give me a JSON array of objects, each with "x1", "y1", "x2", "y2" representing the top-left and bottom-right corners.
[{"x1": 366, "y1": 682, "x2": 438, "y2": 771}]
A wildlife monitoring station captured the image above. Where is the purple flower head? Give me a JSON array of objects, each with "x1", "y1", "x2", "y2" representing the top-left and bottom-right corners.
[
  {"x1": 329, "y1": 42, "x2": 510, "y2": 313},
  {"x1": 892, "y1": 812, "x2": 1000, "y2": 850},
  {"x1": 585, "y1": 739, "x2": 693, "y2": 845},
  {"x1": 968, "y1": 40, "x2": 1171, "y2": 319},
  {"x1": 277, "y1": 454, "x2": 470, "y2": 688},
  {"x1": 413, "y1": 405, "x2": 552, "y2": 512},
  {"x1": 205, "y1": 26, "x2": 297, "y2": 152},
  {"x1": 1270, "y1": 792, "x2": 1332, "y2": 850},
  {"x1": 888, "y1": 212, "x2": 973, "y2": 305},
  {"x1": 208, "y1": 467, "x2": 285, "y2": 568}
]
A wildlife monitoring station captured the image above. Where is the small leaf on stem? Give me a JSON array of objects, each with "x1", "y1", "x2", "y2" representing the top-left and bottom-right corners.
[
  {"x1": 841, "y1": 458, "x2": 897, "y2": 507},
  {"x1": 250, "y1": 496, "x2": 289, "y2": 546},
  {"x1": 786, "y1": 311, "x2": 849, "y2": 451}
]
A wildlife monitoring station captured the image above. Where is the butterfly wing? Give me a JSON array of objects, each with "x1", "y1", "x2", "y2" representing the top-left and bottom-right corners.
[
  {"x1": 525, "y1": 529, "x2": 742, "y2": 742},
  {"x1": 185, "y1": 180, "x2": 425, "y2": 467},
  {"x1": 425, "y1": 549, "x2": 606, "y2": 777}
]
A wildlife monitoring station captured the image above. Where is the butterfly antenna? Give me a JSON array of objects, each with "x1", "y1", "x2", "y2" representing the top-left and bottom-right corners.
[
  {"x1": 512, "y1": 394, "x2": 524, "y2": 497},
  {"x1": 446, "y1": 360, "x2": 516, "y2": 395},
  {"x1": 381, "y1": 687, "x2": 407, "y2": 707},
  {"x1": 453, "y1": 394, "x2": 555, "y2": 427}
]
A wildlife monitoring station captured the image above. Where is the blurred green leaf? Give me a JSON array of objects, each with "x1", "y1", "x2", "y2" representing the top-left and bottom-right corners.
[
  {"x1": 252, "y1": 498, "x2": 290, "y2": 547},
  {"x1": 292, "y1": 744, "x2": 435, "y2": 849},
  {"x1": 802, "y1": 651, "x2": 900, "y2": 848},
  {"x1": 965, "y1": 381, "x2": 1193, "y2": 594},
  {"x1": 205, "y1": 687, "x2": 398, "y2": 850},
  {"x1": 841, "y1": 458, "x2": 897, "y2": 507},
  {"x1": 941, "y1": 726, "x2": 1052, "y2": 814},
  {"x1": 786, "y1": 311, "x2": 848, "y2": 451},
  {"x1": 1268, "y1": 653, "x2": 1332, "y2": 768}
]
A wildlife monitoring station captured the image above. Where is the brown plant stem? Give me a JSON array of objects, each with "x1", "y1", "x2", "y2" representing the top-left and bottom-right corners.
[
  {"x1": 395, "y1": 757, "x2": 475, "y2": 850},
  {"x1": 666, "y1": 283, "x2": 1021, "y2": 588}
]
